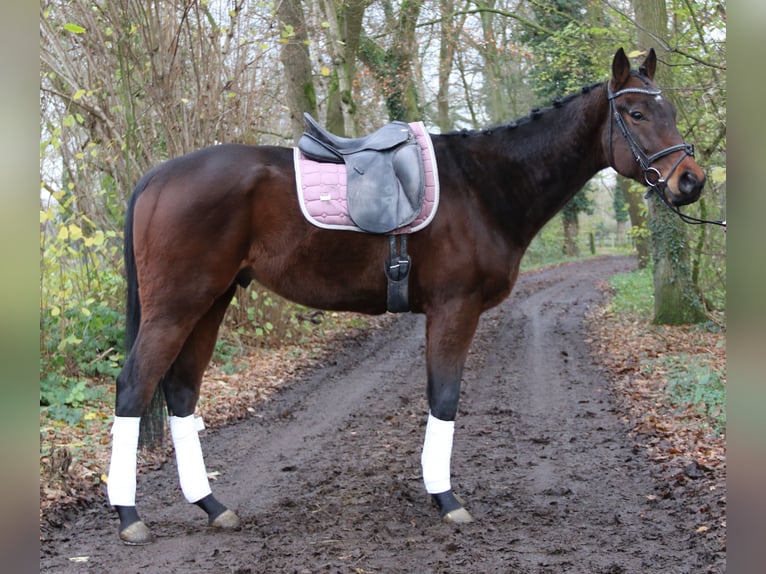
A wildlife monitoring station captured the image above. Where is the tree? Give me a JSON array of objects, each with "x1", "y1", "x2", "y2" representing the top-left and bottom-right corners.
[
  {"x1": 562, "y1": 184, "x2": 594, "y2": 256},
  {"x1": 320, "y1": 0, "x2": 368, "y2": 136},
  {"x1": 631, "y1": 0, "x2": 707, "y2": 324},
  {"x1": 41, "y1": 0, "x2": 291, "y2": 448},
  {"x1": 612, "y1": 177, "x2": 629, "y2": 243},
  {"x1": 435, "y1": 0, "x2": 467, "y2": 131},
  {"x1": 277, "y1": 0, "x2": 319, "y2": 142},
  {"x1": 616, "y1": 176, "x2": 650, "y2": 267},
  {"x1": 358, "y1": 0, "x2": 424, "y2": 121},
  {"x1": 520, "y1": 0, "x2": 600, "y2": 257}
]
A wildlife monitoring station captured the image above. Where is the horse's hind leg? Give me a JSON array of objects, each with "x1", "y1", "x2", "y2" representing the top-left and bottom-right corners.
[
  {"x1": 161, "y1": 284, "x2": 240, "y2": 530},
  {"x1": 109, "y1": 283, "x2": 241, "y2": 544},
  {"x1": 108, "y1": 311, "x2": 201, "y2": 544}
]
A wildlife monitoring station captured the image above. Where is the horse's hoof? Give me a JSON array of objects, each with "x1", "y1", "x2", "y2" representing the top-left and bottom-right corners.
[
  {"x1": 119, "y1": 520, "x2": 155, "y2": 545},
  {"x1": 209, "y1": 509, "x2": 240, "y2": 529},
  {"x1": 442, "y1": 507, "x2": 475, "y2": 524}
]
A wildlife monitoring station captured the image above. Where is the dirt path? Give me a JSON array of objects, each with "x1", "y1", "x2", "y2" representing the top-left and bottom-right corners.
[{"x1": 40, "y1": 256, "x2": 720, "y2": 573}]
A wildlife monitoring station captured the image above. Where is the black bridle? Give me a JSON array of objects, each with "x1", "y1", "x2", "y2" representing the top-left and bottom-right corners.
[{"x1": 607, "y1": 85, "x2": 726, "y2": 229}]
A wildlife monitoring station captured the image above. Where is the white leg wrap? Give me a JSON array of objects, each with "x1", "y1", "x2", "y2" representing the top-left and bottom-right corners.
[
  {"x1": 421, "y1": 412, "x2": 455, "y2": 494},
  {"x1": 107, "y1": 416, "x2": 141, "y2": 506},
  {"x1": 170, "y1": 414, "x2": 212, "y2": 503}
]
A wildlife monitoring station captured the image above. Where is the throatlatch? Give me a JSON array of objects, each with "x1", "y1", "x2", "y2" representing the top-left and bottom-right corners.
[{"x1": 384, "y1": 234, "x2": 411, "y2": 313}]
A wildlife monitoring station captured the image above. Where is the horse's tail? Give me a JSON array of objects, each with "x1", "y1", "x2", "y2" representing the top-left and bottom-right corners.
[
  {"x1": 124, "y1": 172, "x2": 151, "y2": 352},
  {"x1": 124, "y1": 171, "x2": 169, "y2": 441}
]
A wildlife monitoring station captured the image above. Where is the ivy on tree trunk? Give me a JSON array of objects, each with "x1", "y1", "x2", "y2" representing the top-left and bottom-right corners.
[{"x1": 648, "y1": 195, "x2": 707, "y2": 325}]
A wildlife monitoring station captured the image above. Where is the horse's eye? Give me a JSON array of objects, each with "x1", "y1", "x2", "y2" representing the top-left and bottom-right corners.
[{"x1": 629, "y1": 111, "x2": 644, "y2": 121}]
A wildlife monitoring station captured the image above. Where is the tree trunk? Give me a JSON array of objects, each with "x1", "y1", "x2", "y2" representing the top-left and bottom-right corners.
[
  {"x1": 632, "y1": 0, "x2": 706, "y2": 323},
  {"x1": 277, "y1": 0, "x2": 318, "y2": 142},
  {"x1": 322, "y1": 0, "x2": 366, "y2": 136},
  {"x1": 648, "y1": 196, "x2": 707, "y2": 324},
  {"x1": 619, "y1": 176, "x2": 650, "y2": 268},
  {"x1": 358, "y1": 0, "x2": 423, "y2": 122},
  {"x1": 436, "y1": 0, "x2": 464, "y2": 132},
  {"x1": 477, "y1": 1, "x2": 505, "y2": 124},
  {"x1": 563, "y1": 216, "x2": 580, "y2": 257}
]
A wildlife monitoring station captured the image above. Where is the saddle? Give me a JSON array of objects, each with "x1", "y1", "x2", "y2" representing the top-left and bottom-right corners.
[{"x1": 298, "y1": 113, "x2": 426, "y2": 234}]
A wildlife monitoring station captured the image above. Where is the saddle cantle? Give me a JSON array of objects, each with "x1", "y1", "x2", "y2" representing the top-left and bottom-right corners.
[{"x1": 298, "y1": 113, "x2": 426, "y2": 234}]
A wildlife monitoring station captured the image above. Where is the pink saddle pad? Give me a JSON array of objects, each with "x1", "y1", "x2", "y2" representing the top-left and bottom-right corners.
[{"x1": 294, "y1": 121, "x2": 439, "y2": 234}]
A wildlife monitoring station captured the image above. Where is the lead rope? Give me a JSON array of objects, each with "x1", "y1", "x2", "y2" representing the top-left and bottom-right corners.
[{"x1": 644, "y1": 184, "x2": 726, "y2": 229}]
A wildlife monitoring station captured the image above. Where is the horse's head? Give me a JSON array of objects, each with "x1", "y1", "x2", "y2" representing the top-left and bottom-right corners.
[{"x1": 606, "y1": 48, "x2": 705, "y2": 207}]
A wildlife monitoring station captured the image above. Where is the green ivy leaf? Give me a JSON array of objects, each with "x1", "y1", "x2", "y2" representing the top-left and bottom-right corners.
[{"x1": 64, "y1": 23, "x2": 86, "y2": 34}]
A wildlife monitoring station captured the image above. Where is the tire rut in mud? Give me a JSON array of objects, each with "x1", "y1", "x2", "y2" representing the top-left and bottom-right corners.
[{"x1": 40, "y1": 256, "x2": 719, "y2": 573}]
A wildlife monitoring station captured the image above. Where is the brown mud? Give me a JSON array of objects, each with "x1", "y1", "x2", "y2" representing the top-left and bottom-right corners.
[{"x1": 40, "y1": 256, "x2": 724, "y2": 573}]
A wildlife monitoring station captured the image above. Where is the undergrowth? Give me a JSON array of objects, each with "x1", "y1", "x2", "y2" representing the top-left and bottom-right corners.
[
  {"x1": 607, "y1": 266, "x2": 726, "y2": 434},
  {"x1": 641, "y1": 352, "x2": 726, "y2": 435}
]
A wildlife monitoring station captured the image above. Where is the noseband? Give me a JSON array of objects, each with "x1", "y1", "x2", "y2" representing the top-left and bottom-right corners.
[{"x1": 607, "y1": 85, "x2": 726, "y2": 229}]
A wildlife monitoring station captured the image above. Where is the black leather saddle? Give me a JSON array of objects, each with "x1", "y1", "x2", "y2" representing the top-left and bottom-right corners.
[{"x1": 298, "y1": 113, "x2": 425, "y2": 234}]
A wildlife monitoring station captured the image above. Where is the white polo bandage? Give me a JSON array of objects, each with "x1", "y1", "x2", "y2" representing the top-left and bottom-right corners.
[
  {"x1": 107, "y1": 416, "x2": 141, "y2": 506},
  {"x1": 421, "y1": 412, "x2": 455, "y2": 494},
  {"x1": 170, "y1": 414, "x2": 212, "y2": 503}
]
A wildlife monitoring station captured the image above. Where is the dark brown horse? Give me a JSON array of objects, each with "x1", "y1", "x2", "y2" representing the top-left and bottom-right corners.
[{"x1": 107, "y1": 48, "x2": 705, "y2": 544}]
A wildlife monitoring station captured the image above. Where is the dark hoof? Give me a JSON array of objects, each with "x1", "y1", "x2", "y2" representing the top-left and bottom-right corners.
[
  {"x1": 443, "y1": 507, "x2": 475, "y2": 524},
  {"x1": 119, "y1": 520, "x2": 155, "y2": 545},
  {"x1": 209, "y1": 509, "x2": 240, "y2": 529},
  {"x1": 431, "y1": 490, "x2": 474, "y2": 524}
]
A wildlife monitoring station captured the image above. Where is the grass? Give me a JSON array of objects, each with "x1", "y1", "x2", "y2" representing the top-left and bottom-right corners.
[{"x1": 607, "y1": 265, "x2": 654, "y2": 319}]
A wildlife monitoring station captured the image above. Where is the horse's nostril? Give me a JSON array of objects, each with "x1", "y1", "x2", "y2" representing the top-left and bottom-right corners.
[{"x1": 679, "y1": 171, "x2": 700, "y2": 195}]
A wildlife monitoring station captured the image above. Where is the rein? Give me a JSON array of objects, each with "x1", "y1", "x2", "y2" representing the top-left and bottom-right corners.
[{"x1": 607, "y1": 85, "x2": 726, "y2": 230}]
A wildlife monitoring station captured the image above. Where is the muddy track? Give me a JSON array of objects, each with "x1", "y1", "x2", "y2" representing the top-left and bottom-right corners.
[{"x1": 40, "y1": 256, "x2": 720, "y2": 573}]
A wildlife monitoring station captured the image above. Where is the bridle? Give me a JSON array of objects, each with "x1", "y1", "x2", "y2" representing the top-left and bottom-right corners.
[{"x1": 607, "y1": 84, "x2": 726, "y2": 229}]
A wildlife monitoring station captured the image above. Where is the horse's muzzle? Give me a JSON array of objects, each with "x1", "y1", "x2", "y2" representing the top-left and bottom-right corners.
[{"x1": 670, "y1": 169, "x2": 705, "y2": 206}]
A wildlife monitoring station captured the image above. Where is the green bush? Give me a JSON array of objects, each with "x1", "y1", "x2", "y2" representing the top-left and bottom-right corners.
[
  {"x1": 40, "y1": 374, "x2": 110, "y2": 427},
  {"x1": 40, "y1": 193, "x2": 125, "y2": 425}
]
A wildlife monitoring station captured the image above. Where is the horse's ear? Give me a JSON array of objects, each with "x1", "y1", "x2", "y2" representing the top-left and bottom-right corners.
[
  {"x1": 611, "y1": 47, "x2": 631, "y2": 90},
  {"x1": 638, "y1": 48, "x2": 657, "y2": 81}
]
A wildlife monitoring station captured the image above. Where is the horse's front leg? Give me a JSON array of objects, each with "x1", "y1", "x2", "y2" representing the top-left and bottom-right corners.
[{"x1": 421, "y1": 300, "x2": 481, "y2": 523}]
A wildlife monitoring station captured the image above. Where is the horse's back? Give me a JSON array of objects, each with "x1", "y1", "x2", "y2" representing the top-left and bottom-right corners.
[{"x1": 137, "y1": 143, "x2": 291, "y2": 196}]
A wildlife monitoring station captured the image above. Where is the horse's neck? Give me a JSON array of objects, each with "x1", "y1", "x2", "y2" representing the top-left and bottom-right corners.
[{"x1": 475, "y1": 85, "x2": 610, "y2": 245}]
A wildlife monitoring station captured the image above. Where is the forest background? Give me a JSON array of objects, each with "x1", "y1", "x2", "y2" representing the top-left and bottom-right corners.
[{"x1": 38, "y1": 0, "x2": 725, "y2": 508}]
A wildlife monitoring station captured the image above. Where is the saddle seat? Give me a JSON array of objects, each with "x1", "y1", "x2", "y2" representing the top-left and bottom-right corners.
[
  {"x1": 297, "y1": 113, "x2": 425, "y2": 234},
  {"x1": 299, "y1": 112, "x2": 413, "y2": 161}
]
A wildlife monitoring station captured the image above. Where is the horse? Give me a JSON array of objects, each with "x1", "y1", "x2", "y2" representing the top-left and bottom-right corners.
[{"x1": 107, "y1": 48, "x2": 705, "y2": 544}]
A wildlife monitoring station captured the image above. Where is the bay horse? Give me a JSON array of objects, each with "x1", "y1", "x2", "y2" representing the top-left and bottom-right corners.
[{"x1": 107, "y1": 48, "x2": 705, "y2": 544}]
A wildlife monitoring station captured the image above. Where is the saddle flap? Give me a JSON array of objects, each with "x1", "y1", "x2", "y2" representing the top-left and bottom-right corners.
[{"x1": 346, "y1": 140, "x2": 425, "y2": 234}]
